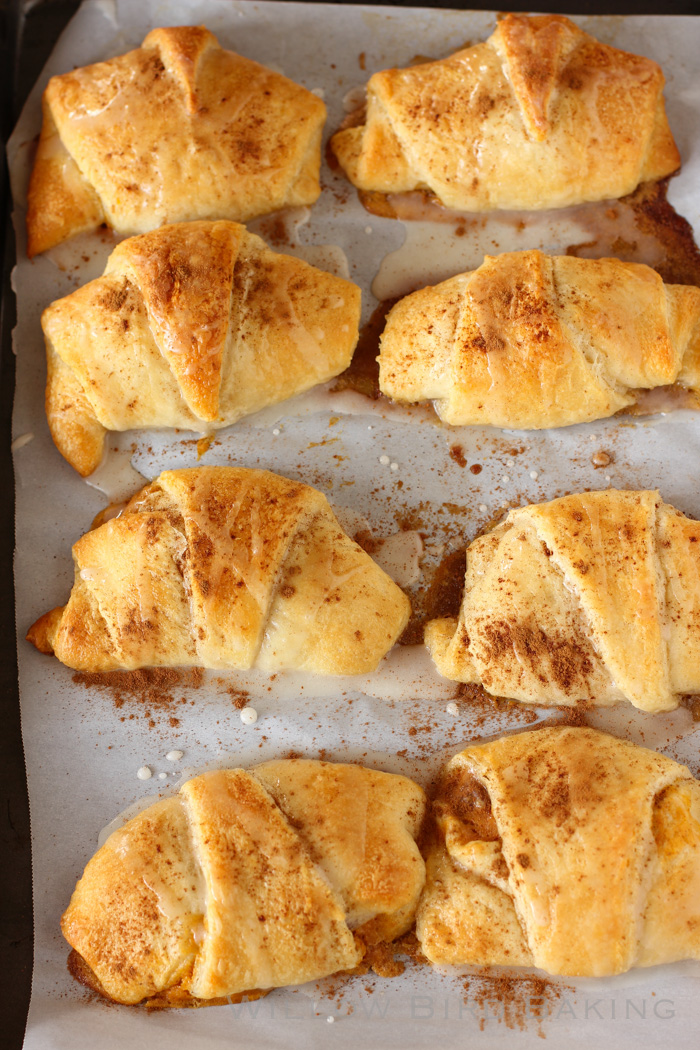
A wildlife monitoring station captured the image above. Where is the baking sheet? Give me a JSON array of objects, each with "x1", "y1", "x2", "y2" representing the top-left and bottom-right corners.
[{"x1": 8, "y1": 2, "x2": 700, "y2": 1047}]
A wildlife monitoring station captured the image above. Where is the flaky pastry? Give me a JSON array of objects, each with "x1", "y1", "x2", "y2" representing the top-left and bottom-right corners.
[
  {"x1": 42, "y1": 221, "x2": 361, "y2": 476},
  {"x1": 331, "y1": 13, "x2": 680, "y2": 212},
  {"x1": 379, "y1": 251, "x2": 700, "y2": 427},
  {"x1": 27, "y1": 26, "x2": 326, "y2": 256},
  {"x1": 27, "y1": 467, "x2": 410, "y2": 674},
  {"x1": 417, "y1": 727, "x2": 700, "y2": 976},
  {"x1": 63, "y1": 760, "x2": 426, "y2": 1006},
  {"x1": 426, "y1": 490, "x2": 700, "y2": 712}
]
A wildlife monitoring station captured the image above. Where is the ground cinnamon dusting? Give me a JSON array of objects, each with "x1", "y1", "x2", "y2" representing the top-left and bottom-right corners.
[
  {"x1": 628, "y1": 178, "x2": 700, "y2": 285},
  {"x1": 360, "y1": 941, "x2": 405, "y2": 978},
  {"x1": 394, "y1": 503, "x2": 432, "y2": 533},
  {"x1": 331, "y1": 299, "x2": 399, "y2": 399},
  {"x1": 352, "y1": 932, "x2": 428, "y2": 979},
  {"x1": 325, "y1": 135, "x2": 342, "y2": 174},
  {"x1": 353, "y1": 528, "x2": 380, "y2": 555},
  {"x1": 401, "y1": 545, "x2": 467, "y2": 645},
  {"x1": 256, "y1": 215, "x2": 289, "y2": 247},
  {"x1": 72, "y1": 668, "x2": 204, "y2": 727},
  {"x1": 226, "y1": 687, "x2": 250, "y2": 710},
  {"x1": 439, "y1": 769, "x2": 499, "y2": 841},
  {"x1": 555, "y1": 704, "x2": 591, "y2": 727},
  {"x1": 481, "y1": 621, "x2": 594, "y2": 693},
  {"x1": 462, "y1": 971, "x2": 569, "y2": 1033},
  {"x1": 455, "y1": 683, "x2": 539, "y2": 728},
  {"x1": 681, "y1": 694, "x2": 700, "y2": 722},
  {"x1": 449, "y1": 444, "x2": 468, "y2": 468},
  {"x1": 428, "y1": 545, "x2": 467, "y2": 612}
]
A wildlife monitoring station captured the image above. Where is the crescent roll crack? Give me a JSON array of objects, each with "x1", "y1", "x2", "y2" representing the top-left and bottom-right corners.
[
  {"x1": 425, "y1": 490, "x2": 700, "y2": 712},
  {"x1": 378, "y1": 251, "x2": 700, "y2": 428},
  {"x1": 417, "y1": 727, "x2": 700, "y2": 977},
  {"x1": 27, "y1": 467, "x2": 411, "y2": 674},
  {"x1": 331, "y1": 13, "x2": 680, "y2": 212},
  {"x1": 27, "y1": 26, "x2": 327, "y2": 256},
  {"x1": 41, "y1": 221, "x2": 361, "y2": 476},
  {"x1": 62, "y1": 760, "x2": 426, "y2": 1006}
]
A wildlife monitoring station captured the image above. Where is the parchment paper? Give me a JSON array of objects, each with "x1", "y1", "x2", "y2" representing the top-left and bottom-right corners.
[{"x1": 8, "y1": 3, "x2": 700, "y2": 1048}]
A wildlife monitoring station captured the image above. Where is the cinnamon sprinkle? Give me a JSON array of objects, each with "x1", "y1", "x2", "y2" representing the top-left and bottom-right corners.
[
  {"x1": 351, "y1": 931, "x2": 428, "y2": 979},
  {"x1": 72, "y1": 667, "x2": 203, "y2": 728},
  {"x1": 400, "y1": 545, "x2": 467, "y2": 646},
  {"x1": 454, "y1": 683, "x2": 539, "y2": 729},
  {"x1": 226, "y1": 687, "x2": 251, "y2": 710},
  {"x1": 449, "y1": 444, "x2": 467, "y2": 468},
  {"x1": 331, "y1": 298, "x2": 398, "y2": 400},
  {"x1": 681, "y1": 694, "x2": 700, "y2": 722},
  {"x1": 461, "y1": 971, "x2": 570, "y2": 1034}
]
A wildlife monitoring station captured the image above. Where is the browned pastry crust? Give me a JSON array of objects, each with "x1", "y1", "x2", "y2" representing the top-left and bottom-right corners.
[
  {"x1": 425, "y1": 490, "x2": 700, "y2": 713},
  {"x1": 331, "y1": 13, "x2": 680, "y2": 212},
  {"x1": 417, "y1": 727, "x2": 700, "y2": 976},
  {"x1": 27, "y1": 466, "x2": 411, "y2": 674},
  {"x1": 379, "y1": 251, "x2": 700, "y2": 427},
  {"x1": 41, "y1": 221, "x2": 361, "y2": 476},
  {"x1": 67, "y1": 949, "x2": 266, "y2": 1009},
  {"x1": 27, "y1": 26, "x2": 326, "y2": 256},
  {"x1": 62, "y1": 761, "x2": 426, "y2": 1005}
]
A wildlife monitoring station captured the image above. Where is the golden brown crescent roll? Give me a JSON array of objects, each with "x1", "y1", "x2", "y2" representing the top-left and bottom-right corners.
[
  {"x1": 42, "y1": 221, "x2": 361, "y2": 476},
  {"x1": 27, "y1": 467, "x2": 410, "y2": 674},
  {"x1": 417, "y1": 727, "x2": 700, "y2": 976},
  {"x1": 379, "y1": 251, "x2": 700, "y2": 428},
  {"x1": 331, "y1": 13, "x2": 680, "y2": 212},
  {"x1": 425, "y1": 490, "x2": 700, "y2": 713},
  {"x1": 27, "y1": 25, "x2": 326, "y2": 256},
  {"x1": 63, "y1": 760, "x2": 426, "y2": 1006}
]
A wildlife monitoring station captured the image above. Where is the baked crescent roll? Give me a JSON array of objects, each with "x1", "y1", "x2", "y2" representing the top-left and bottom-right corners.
[
  {"x1": 26, "y1": 26, "x2": 326, "y2": 256},
  {"x1": 417, "y1": 727, "x2": 700, "y2": 977},
  {"x1": 27, "y1": 467, "x2": 410, "y2": 674},
  {"x1": 41, "y1": 221, "x2": 361, "y2": 476},
  {"x1": 379, "y1": 251, "x2": 700, "y2": 428},
  {"x1": 331, "y1": 13, "x2": 680, "y2": 212},
  {"x1": 63, "y1": 760, "x2": 426, "y2": 1006},
  {"x1": 425, "y1": 490, "x2": 700, "y2": 713}
]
